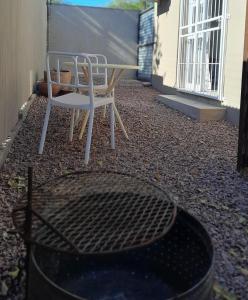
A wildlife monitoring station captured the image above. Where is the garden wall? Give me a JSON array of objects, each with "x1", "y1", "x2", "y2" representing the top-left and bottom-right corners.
[{"x1": 48, "y1": 4, "x2": 139, "y2": 78}]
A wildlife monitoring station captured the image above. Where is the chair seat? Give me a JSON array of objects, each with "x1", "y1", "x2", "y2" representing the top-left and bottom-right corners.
[{"x1": 51, "y1": 92, "x2": 113, "y2": 109}]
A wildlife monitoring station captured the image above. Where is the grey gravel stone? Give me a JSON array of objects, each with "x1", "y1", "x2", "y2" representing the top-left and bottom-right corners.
[{"x1": 0, "y1": 85, "x2": 247, "y2": 299}]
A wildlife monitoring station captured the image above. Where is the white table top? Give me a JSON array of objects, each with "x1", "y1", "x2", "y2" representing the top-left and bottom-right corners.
[{"x1": 65, "y1": 62, "x2": 139, "y2": 70}]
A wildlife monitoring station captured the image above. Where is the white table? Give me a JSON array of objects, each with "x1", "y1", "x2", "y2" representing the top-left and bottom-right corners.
[{"x1": 73, "y1": 62, "x2": 139, "y2": 92}]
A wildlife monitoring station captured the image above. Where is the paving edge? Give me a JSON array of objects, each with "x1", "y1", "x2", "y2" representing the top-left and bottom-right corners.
[{"x1": 0, "y1": 94, "x2": 37, "y2": 168}]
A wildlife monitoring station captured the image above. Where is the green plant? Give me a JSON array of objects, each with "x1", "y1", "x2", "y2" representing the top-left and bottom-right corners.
[
  {"x1": 108, "y1": 0, "x2": 153, "y2": 10},
  {"x1": 49, "y1": 0, "x2": 63, "y2": 4}
]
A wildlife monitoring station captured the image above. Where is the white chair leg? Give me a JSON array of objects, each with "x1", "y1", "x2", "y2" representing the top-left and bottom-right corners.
[
  {"x1": 69, "y1": 109, "x2": 75, "y2": 142},
  {"x1": 113, "y1": 104, "x2": 129, "y2": 140},
  {"x1": 84, "y1": 109, "x2": 94, "y2": 165},
  {"x1": 75, "y1": 109, "x2": 80, "y2": 126},
  {"x1": 110, "y1": 103, "x2": 115, "y2": 149},
  {"x1": 38, "y1": 102, "x2": 52, "y2": 154},
  {"x1": 79, "y1": 111, "x2": 89, "y2": 140},
  {"x1": 111, "y1": 89, "x2": 116, "y2": 127}
]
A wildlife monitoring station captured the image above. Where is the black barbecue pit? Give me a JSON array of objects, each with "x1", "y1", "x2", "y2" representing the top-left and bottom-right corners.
[{"x1": 13, "y1": 171, "x2": 214, "y2": 300}]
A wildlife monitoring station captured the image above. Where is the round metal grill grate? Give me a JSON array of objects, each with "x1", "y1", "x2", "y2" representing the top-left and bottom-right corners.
[{"x1": 13, "y1": 171, "x2": 177, "y2": 255}]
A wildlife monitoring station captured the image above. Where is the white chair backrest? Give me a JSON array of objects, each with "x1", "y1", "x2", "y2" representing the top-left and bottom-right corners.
[
  {"x1": 84, "y1": 54, "x2": 108, "y2": 88},
  {"x1": 46, "y1": 51, "x2": 95, "y2": 106},
  {"x1": 82, "y1": 54, "x2": 108, "y2": 88}
]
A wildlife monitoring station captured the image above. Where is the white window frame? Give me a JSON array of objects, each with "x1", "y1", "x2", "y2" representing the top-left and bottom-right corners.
[{"x1": 177, "y1": 0, "x2": 228, "y2": 100}]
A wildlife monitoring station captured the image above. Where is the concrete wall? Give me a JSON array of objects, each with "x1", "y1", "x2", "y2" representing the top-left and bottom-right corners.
[
  {"x1": 0, "y1": 0, "x2": 47, "y2": 143},
  {"x1": 48, "y1": 4, "x2": 139, "y2": 78},
  {"x1": 152, "y1": 0, "x2": 247, "y2": 125}
]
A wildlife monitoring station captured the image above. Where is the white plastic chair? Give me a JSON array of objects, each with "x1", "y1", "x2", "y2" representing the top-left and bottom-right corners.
[
  {"x1": 78, "y1": 53, "x2": 129, "y2": 141},
  {"x1": 38, "y1": 51, "x2": 115, "y2": 165},
  {"x1": 79, "y1": 54, "x2": 109, "y2": 139},
  {"x1": 74, "y1": 54, "x2": 108, "y2": 127}
]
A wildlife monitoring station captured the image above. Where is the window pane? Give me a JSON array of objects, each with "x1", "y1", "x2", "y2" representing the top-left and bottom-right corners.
[{"x1": 178, "y1": 0, "x2": 226, "y2": 98}]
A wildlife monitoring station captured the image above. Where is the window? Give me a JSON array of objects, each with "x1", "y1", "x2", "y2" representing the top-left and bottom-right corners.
[{"x1": 177, "y1": 0, "x2": 228, "y2": 99}]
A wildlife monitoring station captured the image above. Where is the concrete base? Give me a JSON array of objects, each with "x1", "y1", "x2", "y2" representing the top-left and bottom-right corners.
[
  {"x1": 152, "y1": 75, "x2": 240, "y2": 125},
  {"x1": 157, "y1": 94, "x2": 226, "y2": 121},
  {"x1": 226, "y1": 106, "x2": 240, "y2": 126},
  {"x1": 142, "y1": 81, "x2": 152, "y2": 87}
]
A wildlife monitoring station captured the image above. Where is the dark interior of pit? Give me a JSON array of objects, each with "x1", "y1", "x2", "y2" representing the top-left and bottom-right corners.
[{"x1": 32, "y1": 209, "x2": 214, "y2": 300}]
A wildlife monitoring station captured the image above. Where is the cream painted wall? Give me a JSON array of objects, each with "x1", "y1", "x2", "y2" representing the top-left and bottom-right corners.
[
  {"x1": 0, "y1": 0, "x2": 47, "y2": 143},
  {"x1": 153, "y1": 0, "x2": 246, "y2": 112},
  {"x1": 223, "y1": 0, "x2": 246, "y2": 109},
  {"x1": 153, "y1": 1, "x2": 180, "y2": 88}
]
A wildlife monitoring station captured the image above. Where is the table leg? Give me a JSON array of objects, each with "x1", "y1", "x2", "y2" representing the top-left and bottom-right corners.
[
  {"x1": 106, "y1": 69, "x2": 124, "y2": 94},
  {"x1": 79, "y1": 111, "x2": 89, "y2": 140},
  {"x1": 75, "y1": 109, "x2": 81, "y2": 126},
  {"x1": 108, "y1": 69, "x2": 117, "y2": 89},
  {"x1": 106, "y1": 70, "x2": 129, "y2": 139},
  {"x1": 82, "y1": 66, "x2": 89, "y2": 83},
  {"x1": 103, "y1": 105, "x2": 107, "y2": 118},
  {"x1": 113, "y1": 104, "x2": 129, "y2": 140}
]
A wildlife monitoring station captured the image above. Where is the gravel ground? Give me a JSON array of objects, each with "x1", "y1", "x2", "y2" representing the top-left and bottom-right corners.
[{"x1": 0, "y1": 85, "x2": 248, "y2": 299}]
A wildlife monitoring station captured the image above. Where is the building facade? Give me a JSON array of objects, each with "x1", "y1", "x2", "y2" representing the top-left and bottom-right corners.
[{"x1": 152, "y1": 0, "x2": 247, "y2": 124}]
